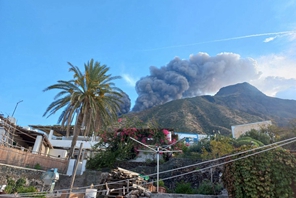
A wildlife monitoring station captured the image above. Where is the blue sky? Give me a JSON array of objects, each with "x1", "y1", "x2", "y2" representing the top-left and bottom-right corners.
[{"x1": 1, "y1": 0, "x2": 296, "y2": 126}]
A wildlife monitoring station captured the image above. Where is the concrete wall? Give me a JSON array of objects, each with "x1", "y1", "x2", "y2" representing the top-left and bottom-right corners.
[
  {"x1": 49, "y1": 148, "x2": 68, "y2": 159},
  {"x1": 129, "y1": 151, "x2": 163, "y2": 163},
  {"x1": 231, "y1": 120, "x2": 272, "y2": 139}
]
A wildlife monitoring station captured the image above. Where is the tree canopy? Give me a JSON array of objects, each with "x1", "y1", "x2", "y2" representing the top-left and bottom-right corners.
[{"x1": 43, "y1": 59, "x2": 123, "y2": 157}]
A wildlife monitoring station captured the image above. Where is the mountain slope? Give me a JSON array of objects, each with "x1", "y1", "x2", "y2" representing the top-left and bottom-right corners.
[
  {"x1": 127, "y1": 82, "x2": 296, "y2": 135},
  {"x1": 212, "y1": 82, "x2": 296, "y2": 126}
]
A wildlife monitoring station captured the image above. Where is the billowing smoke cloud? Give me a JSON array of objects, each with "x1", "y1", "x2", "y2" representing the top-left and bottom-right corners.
[
  {"x1": 133, "y1": 52, "x2": 261, "y2": 111},
  {"x1": 117, "y1": 92, "x2": 131, "y2": 116}
]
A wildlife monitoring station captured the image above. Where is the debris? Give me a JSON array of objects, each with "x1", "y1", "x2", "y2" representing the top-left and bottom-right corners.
[{"x1": 97, "y1": 167, "x2": 152, "y2": 198}]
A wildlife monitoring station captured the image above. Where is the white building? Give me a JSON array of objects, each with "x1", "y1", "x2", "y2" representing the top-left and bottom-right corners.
[
  {"x1": 174, "y1": 132, "x2": 207, "y2": 145},
  {"x1": 231, "y1": 120, "x2": 272, "y2": 139},
  {"x1": 30, "y1": 125, "x2": 99, "y2": 176}
]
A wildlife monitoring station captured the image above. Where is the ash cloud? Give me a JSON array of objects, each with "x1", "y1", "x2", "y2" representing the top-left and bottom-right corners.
[
  {"x1": 117, "y1": 92, "x2": 131, "y2": 116},
  {"x1": 133, "y1": 52, "x2": 261, "y2": 111}
]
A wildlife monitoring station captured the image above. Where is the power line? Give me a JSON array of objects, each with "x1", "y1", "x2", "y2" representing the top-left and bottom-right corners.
[
  {"x1": 50, "y1": 136, "x2": 296, "y2": 193},
  {"x1": 148, "y1": 136, "x2": 296, "y2": 177},
  {"x1": 161, "y1": 137, "x2": 296, "y2": 182}
]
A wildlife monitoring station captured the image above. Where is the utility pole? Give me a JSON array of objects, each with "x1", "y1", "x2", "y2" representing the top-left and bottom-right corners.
[
  {"x1": 130, "y1": 137, "x2": 184, "y2": 193},
  {"x1": 6, "y1": 100, "x2": 23, "y2": 145},
  {"x1": 12, "y1": 100, "x2": 23, "y2": 117}
]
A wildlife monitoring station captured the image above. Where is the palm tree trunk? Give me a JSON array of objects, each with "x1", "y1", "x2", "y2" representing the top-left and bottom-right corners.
[{"x1": 69, "y1": 112, "x2": 83, "y2": 158}]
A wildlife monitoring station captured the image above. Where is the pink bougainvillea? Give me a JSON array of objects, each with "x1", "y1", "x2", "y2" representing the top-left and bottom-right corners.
[{"x1": 163, "y1": 129, "x2": 170, "y2": 135}]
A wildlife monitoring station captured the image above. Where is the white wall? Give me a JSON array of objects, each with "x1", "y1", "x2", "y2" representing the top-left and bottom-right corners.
[
  {"x1": 49, "y1": 139, "x2": 97, "y2": 150},
  {"x1": 48, "y1": 130, "x2": 98, "y2": 150},
  {"x1": 49, "y1": 149, "x2": 68, "y2": 159},
  {"x1": 231, "y1": 120, "x2": 272, "y2": 139},
  {"x1": 129, "y1": 150, "x2": 162, "y2": 163}
]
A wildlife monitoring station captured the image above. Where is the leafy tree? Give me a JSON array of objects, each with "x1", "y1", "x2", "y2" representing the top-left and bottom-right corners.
[
  {"x1": 201, "y1": 135, "x2": 234, "y2": 160},
  {"x1": 279, "y1": 119, "x2": 296, "y2": 150},
  {"x1": 43, "y1": 59, "x2": 123, "y2": 157},
  {"x1": 241, "y1": 129, "x2": 273, "y2": 145}
]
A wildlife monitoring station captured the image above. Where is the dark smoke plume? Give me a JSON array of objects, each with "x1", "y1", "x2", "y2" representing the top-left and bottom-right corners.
[
  {"x1": 133, "y1": 52, "x2": 261, "y2": 111},
  {"x1": 117, "y1": 91, "x2": 131, "y2": 116}
]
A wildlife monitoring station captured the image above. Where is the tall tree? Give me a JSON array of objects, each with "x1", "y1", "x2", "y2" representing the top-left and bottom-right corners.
[{"x1": 43, "y1": 59, "x2": 123, "y2": 158}]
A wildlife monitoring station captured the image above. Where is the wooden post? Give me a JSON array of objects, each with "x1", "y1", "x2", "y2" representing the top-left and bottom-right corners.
[
  {"x1": 210, "y1": 167, "x2": 213, "y2": 183},
  {"x1": 67, "y1": 143, "x2": 83, "y2": 198}
]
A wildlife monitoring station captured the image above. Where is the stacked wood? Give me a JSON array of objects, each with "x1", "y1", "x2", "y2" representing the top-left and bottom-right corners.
[{"x1": 97, "y1": 167, "x2": 151, "y2": 198}]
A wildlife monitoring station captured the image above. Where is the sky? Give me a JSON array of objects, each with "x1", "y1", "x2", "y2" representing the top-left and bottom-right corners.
[{"x1": 0, "y1": 0, "x2": 296, "y2": 127}]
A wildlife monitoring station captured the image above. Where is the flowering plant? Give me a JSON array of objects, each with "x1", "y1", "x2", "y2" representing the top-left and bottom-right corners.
[{"x1": 87, "y1": 116, "x2": 174, "y2": 169}]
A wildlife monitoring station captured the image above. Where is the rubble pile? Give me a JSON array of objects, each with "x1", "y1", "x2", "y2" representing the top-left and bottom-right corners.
[{"x1": 97, "y1": 167, "x2": 152, "y2": 198}]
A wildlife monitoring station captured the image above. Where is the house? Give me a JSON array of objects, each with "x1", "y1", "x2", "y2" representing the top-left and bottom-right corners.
[
  {"x1": 0, "y1": 115, "x2": 68, "y2": 173},
  {"x1": 29, "y1": 125, "x2": 98, "y2": 175},
  {"x1": 0, "y1": 115, "x2": 52, "y2": 155},
  {"x1": 174, "y1": 132, "x2": 208, "y2": 145}
]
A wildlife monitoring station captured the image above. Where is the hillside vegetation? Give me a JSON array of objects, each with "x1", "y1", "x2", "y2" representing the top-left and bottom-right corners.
[{"x1": 127, "y1": 82, "x2": 296, "y2": 135}]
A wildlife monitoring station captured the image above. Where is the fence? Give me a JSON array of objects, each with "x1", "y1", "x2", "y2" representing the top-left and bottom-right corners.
[{"x1": 0, "y1": 145, "x2": 68, "y2": 173}]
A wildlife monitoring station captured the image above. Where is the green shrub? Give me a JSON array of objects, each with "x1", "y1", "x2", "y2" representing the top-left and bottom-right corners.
[
  {"x1": 4, "y1": 177, "x2": 41, "y2": 196},
  {"x1": 242, "y1": 129, "x2": 272, "y2": 145},
  {"x1": 175, "y1": 181, "x2": 195, "y2": 194},
  {"x1": 223, "y1": 148, "x2": 296, "y2": 197},
  {"x1": 34, "y1": 163, "x2": 42, "y2": 170},
  {"x1": 158, "y1": 180, "x2": 165, "y2": 187},
  {"x1": 154, "y1": 179, "x2": 165, "y2": 187},
  {"x1": 197, "y1": 180, "x2": 214, "y2": 195}
]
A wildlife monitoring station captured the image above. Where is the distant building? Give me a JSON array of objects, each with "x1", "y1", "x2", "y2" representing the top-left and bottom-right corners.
[
  {"x1": 231, "y1": 120, "x2": 272, "y2": 139},
  {"x1": 174, "y1": 132, "x2": 208, "y2": 145}
]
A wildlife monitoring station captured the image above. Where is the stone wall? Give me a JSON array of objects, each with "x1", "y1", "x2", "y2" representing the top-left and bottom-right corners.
[
  {"x1": 0, "y1": 164, "x2": 228, "y2": 197},
  {"x1": 151, "y1": 194, "x2": 228, "y2": 198},
  {"x1": 0, "y1": 163, "x2": 45, "y2": 191},
  {"x1": 0, "y1": 163, "x2": 106, "y2": 192}
]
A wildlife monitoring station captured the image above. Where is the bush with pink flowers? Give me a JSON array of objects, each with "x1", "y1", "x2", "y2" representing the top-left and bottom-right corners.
[{"x1": 86, "y1": 116, "x2": 175, "y2": 169}]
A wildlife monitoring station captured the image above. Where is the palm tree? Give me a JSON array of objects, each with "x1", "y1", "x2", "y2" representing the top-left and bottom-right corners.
[{"x1": 43, "y1": 59, "x2": 123, "y2": 158}]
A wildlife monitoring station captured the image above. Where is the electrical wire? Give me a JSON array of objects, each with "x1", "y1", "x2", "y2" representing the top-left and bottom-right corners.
[
  {"x1": 147, "y1": 136, "x2": 296, "y2": 177},
  {"x1": 49, "y1": 136, "x2": 296, "y2": 193},
  {"x1": 160, "y1": 137, "x2": 296, "y2": 182}
]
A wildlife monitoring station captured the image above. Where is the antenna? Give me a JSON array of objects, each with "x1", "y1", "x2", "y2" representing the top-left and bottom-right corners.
[{"x1": 130, "y1": 136, "x2": 183, "y2": 193}]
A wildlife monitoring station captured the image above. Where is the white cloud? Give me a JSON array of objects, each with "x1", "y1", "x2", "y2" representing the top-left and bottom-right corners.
[
  {"x1": 142, "y1": 30, "x2": 296, "y2": 51},
  {"x1": 250, "y1": 51, "x2": 296, "y2": 99},
  {"x1": 122, "y1": 74, "x2": 138, "y2": 87},
  {"x1": 256, "y1": 54, "x2": 296, "y2": 79},
  {"x1": 263, "y1": 36, "x2": 277, "y2": 42},
  {"x1": 251, "y1": 76, "x2": 296, "y2": 98}
]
